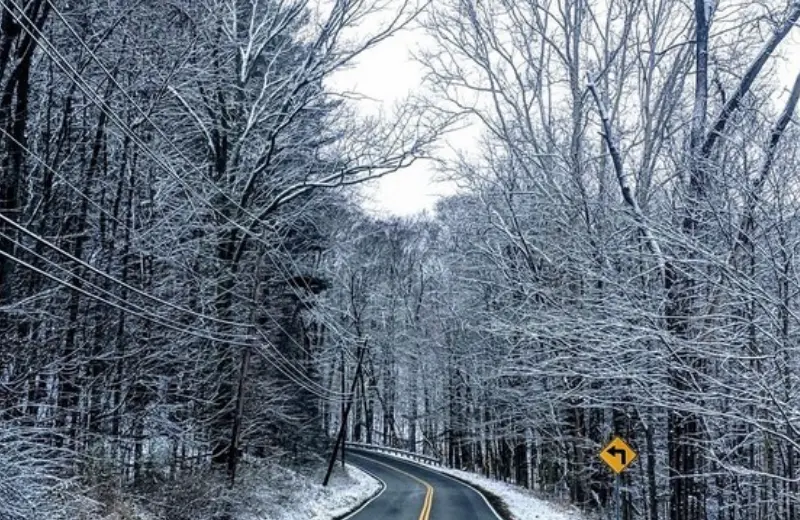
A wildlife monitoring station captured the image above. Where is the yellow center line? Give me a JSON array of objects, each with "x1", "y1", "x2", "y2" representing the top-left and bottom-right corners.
[
  {"x1": 419, "y1": 480, "x2": 433, "y2": 520},
  {"x1": 352, "y1": 454, "x2": 434, "y2": 520}
]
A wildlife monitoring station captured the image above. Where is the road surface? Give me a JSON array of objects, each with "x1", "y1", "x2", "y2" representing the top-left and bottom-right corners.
[{"x1": 345, "y1": 449, "x2": 502, "y2": 520}]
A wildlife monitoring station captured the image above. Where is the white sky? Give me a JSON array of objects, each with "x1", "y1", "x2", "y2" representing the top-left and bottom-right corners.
[
  {"x1": 330, "y1": 16, "x2": 460, "y2": 217},
  {"x1": 331, "y1": 3, "x2": 800, "y2": 218}
]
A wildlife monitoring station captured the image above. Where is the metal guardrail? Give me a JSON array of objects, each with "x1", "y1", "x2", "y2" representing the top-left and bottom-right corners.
[{"x1": 346, "y1": 441, "x2": 443, "y2": 466}]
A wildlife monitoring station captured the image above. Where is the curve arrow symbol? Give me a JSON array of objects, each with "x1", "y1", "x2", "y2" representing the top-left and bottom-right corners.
[{"x1": 606, "y1": 446, "x2": 627, "y2": 465}]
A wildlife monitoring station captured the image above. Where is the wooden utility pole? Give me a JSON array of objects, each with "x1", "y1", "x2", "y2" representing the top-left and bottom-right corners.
[
  {"x1": 341, "y1": 348, "x2": 346, "y2": 468},
  {"x1": 323, "y1": 341, "x2": 366, "y2": 486}
]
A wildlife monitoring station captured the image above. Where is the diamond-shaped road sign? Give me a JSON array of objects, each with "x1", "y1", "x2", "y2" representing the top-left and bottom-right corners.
[{"x1": 599, "y1": 436, "x2": 637, "y2": 474}]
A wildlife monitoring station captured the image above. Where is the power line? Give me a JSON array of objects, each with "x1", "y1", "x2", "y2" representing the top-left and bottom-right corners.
[
  {"x1": 1, "y1": 0, "x2": 360, "y2": 399},
  {"x1": 7, "y1": 0, "x2": 348, "y2": 360},
  {"x1": 0, "y1": 236, "x2": 352, "y2": 401},
  {"x1": 4, "y1": 119, "x2": 346, "y2": 370},
  {"x1": 0, "y1": 240, "x2": 250, "y2": 345},
  {"x1": 41, "y1": 0, "x2": 324, "y2": 247},
  {"x1": 0, "y1": 127, "x2": 128, "y2": 231},
  {"x1": 0, "y1": 212, "x2": 257, "y2": 330},
  {"x1": 0, "y1": 1, "x2": 301, "y2": 334}
]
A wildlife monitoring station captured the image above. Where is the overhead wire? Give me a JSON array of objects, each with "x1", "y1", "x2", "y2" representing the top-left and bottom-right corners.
[
  {"x1": 41, "y1": 0, "x2": 325, "y2": 248},
  {"x1": 0, "y1": 211, "x2": 258, "y2": 330},
  {"x1": 0, "y1": 234, "x2": 352, "y2": 401},
  {"x1": 0, "y1": 127, "x2": 128, "y2": 231},
  {"x1": 3, "y1": 0, "x2": 360, "y2": 396},
  {"x1": 0, "y1": 125, "x2": 320, "y2": 354},
  {"x1": 0, "y1": 237, "x2": 251, "y2": 345},
  {"x1": 30, "y1": 0, "x2": 351, "y2": 362},
  {"x1": 0, "y1": 1, "x2": 297, "y2": 332}
]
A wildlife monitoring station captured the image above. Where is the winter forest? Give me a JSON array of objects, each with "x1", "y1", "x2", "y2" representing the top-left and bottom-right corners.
[{"x1": 1, "y1": 0, "x2": 800, "y2": 519}]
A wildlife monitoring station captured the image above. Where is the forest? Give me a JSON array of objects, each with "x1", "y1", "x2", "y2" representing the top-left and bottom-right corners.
[{"x1": 1, "y1": 1, "x2": 799, "y2": 520}]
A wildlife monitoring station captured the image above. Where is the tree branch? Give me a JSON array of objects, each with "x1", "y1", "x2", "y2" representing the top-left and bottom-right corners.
[
  {"x1": 701, "y1": 1, "x2": 800, "y2": 157},
  {"x1": 587, "y1": 77, "x2": 666, "y2": 284}
]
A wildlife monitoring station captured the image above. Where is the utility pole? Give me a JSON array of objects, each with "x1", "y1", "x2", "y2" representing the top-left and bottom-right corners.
[
  {"x1": 340, "y1": 348, "x2": 346, "y2": 468},
  {"x1": 323, "y1": 341, "x2": 366, "y2": 486}
]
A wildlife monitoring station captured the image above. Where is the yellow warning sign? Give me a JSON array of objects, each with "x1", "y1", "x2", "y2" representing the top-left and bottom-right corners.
[{"x1": 599, "y1": 436, "x2": 637, "y2": 474}]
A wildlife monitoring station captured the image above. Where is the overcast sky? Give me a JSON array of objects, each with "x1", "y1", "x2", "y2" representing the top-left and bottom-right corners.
[
  {"x1": 329, "y1": 13, "x2": 459, "y2": 217},
  {"x1": 332, "y1": 3, "x2": 800, "y2": 218}
]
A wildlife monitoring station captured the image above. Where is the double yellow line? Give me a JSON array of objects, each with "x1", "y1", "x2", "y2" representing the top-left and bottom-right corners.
[
  {"x1": 354, "y1": 454, "x2": 434, "y2": 520},
  {"x1": 417, "y1": 479, "x2": 433, "y2": 520}
]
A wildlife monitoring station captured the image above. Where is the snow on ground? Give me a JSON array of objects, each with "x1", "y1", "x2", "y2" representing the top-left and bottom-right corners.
[
  {"x1": 432, "y1": 465, "x2": 584, "y2": 520},
  {"x1": 372, "y1": 450, "x2": 584, "y2": 520},
  {"x1": 117, "y1": 460, "x2": 381, "y2": 520},
  {"x1": 236, "y1": 462, "x2": 381, "y2": 520}
]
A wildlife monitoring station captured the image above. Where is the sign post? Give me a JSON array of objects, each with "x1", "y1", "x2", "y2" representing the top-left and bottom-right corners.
[{"x1": 599, "y1": 436, "x2": 637, "y2": 520}]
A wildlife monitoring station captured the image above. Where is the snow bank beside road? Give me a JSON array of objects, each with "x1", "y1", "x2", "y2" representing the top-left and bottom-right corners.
[
  {"x1": 431, "y1": 466, "x2": 583, "y2": 520},
  {"x1": 238, "y1": 463, "x2": 381, "y2": 520},
  {"x1": 123, "y1": 460, "x2": 381, "y2": 520}
]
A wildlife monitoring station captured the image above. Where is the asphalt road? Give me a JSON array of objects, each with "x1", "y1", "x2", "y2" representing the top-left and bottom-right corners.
[{"x1": 344, "y1": 449, "x2": 502, "y2": 520}]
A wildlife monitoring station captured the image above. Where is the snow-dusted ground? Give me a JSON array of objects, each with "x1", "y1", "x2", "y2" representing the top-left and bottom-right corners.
[
  {"x1": 368, "y1": 450, "x2": 584, "y2": 520},
  {"x1": 258, "y1": 463, "x2": 381, "y2": 520},
  {"x1": 119, "y1": 461, "x2": 381, "y2": 520},
  {"x1": 232, "y1": 463, "x2": 381, "y2": 520},
  {"x1": 431, "y1": 465, "x2": 583, "y2": 520}
]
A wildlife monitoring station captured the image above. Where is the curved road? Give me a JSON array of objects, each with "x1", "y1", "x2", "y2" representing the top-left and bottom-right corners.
[{"x1": 345, "y1": 450, "x2": 502, "y2": 520}]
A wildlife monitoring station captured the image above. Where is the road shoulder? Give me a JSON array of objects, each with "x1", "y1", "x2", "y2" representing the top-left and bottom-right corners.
[{"x1": 332, "y1": 463, "x2": 386, "y2": 520}]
